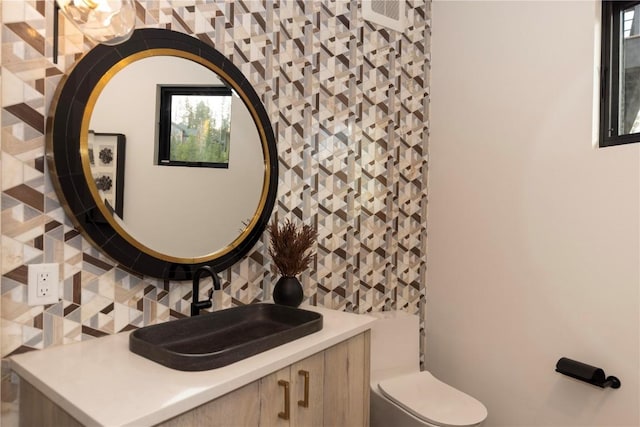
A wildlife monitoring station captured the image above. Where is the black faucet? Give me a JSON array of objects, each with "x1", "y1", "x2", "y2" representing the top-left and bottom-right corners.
[{"x1": 191, "y1": 266, "x2": 221, "y2": 316}]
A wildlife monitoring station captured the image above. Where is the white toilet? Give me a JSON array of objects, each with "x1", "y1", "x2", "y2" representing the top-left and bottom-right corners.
[{"x1": 369, "y1": 311, "x2": 487, "y2": 427}]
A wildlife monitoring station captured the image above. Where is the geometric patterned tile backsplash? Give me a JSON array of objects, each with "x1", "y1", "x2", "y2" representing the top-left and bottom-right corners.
[{"x1": 0, "y1": 0, "x2": 429, "y2": 358}]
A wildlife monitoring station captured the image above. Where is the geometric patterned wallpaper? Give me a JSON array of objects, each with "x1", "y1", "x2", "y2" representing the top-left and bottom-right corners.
[{"x1": 0, "y1": 0, "x2": 429, "y2": 362}]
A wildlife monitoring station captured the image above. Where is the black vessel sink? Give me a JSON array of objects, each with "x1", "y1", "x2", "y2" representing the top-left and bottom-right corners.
[{"x1": 129, "y1": 303, "x2": 323, "y2": 371}]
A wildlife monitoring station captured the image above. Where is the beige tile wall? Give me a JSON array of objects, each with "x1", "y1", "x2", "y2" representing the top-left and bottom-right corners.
[{"x1": 1, "y1": 0, "x2": 429, "y2": 358}]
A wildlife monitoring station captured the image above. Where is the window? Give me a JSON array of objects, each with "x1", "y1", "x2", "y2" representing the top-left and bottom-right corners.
[
  {"x1": 600, "y1": 1, "x2": 640, "y2": 147},
  {"x1": 157, "y1": 86, "x2": 233, "y2": 167}
]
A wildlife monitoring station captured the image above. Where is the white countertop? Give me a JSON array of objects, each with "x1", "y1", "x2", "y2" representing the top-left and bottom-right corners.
[{"x1": 10, "y1": 304, "x2": 375, "y2": 426}]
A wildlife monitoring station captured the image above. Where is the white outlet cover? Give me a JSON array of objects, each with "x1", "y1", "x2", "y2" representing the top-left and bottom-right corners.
[{"x1": 28, "y1": 263, "x2": 60, "y2": 306}]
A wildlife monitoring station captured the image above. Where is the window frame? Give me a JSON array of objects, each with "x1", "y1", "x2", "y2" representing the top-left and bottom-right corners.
[
  {"x1": 157, "y1": 85, "x2": 233, "y2": 168},
  {"x1": 600, "y1": 0, "x2": 640, "y2": 147}
]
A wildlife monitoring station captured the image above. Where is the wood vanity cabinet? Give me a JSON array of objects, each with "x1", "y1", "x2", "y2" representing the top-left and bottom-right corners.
[
  {"x1": 161, "y1": 331, "x2": 370, "y2": 427},
  {"x1": 18, "y1": 332, "x2": 370, "y2": 426}
]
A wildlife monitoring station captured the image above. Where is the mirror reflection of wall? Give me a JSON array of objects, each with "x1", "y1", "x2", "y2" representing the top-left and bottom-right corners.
[{"x1": 89, "y1": 56, "x2": 264, "y2": 258}]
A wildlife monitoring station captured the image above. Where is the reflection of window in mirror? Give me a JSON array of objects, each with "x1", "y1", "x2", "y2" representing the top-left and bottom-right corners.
[{"x1": 157, "y1": 86, "x2": 233, "y2": 167}]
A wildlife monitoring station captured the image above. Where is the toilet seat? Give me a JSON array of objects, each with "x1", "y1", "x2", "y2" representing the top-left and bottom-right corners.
[{"x1": 377, "y1": 371, "x2": 488, "y2": 427}]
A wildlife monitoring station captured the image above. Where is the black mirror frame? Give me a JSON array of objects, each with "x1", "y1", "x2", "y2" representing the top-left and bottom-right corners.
[{"x1": 46, "y1": 29, "x2": 278, "y2": 280}]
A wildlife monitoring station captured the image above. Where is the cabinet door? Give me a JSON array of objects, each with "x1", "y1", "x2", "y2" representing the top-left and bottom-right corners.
[
  {"x1": 290, "y1": 351, "x2": 324, "y2": 427},
  {"x1": 258, "y1": 365, "x2": 291, "y2": 427},
  {"x1": 19, "y1": 380, "x2": 83, "y2": 427},
  {"x1": 323, "y1": 331, "x2": 370, "y2": 427},
  {"x1": 258, "y1": 352, "x2": 325, "y2": 427},
  {"x1": 160, "y1": 381, "x2": 259, "y2": 426}
]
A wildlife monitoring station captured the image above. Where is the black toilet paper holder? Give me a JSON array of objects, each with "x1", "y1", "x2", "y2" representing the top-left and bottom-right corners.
[{"x1": 555, "y1": 357, "x2": 621, "y2": 389}]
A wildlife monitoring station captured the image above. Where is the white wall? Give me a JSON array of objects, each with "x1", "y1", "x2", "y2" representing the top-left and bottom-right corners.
[{"x1": 427, "y1": 1, "x2": 639, "y2": 426}]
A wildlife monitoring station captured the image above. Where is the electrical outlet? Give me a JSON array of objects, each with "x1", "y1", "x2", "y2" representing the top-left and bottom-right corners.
[
  {"x1": 37, "y1": 270, "x2": 51, "y2": 297},
  {"x1": 28, "y1": 264, "x2": 59, "y2": 306}
]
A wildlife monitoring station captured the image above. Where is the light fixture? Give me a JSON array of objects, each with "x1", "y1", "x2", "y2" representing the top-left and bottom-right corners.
[{"x1": 53, "y1": 0, "x2": 136, "y2": 62}]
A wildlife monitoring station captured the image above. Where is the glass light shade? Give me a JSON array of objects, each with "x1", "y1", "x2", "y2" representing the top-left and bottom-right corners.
[{"x1": 56, "y1": 0, "x2": 136, "y2": 46}]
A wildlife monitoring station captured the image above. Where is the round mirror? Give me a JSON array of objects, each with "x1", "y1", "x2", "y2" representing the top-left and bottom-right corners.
[{"x1": 47, "y1": 29, "x2": 278, "y2": 280}]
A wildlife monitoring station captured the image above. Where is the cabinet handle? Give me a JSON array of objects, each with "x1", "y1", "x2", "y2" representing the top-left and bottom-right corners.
[
  {"x1": 278, "y1": 380, "x2": 290, "y2": 420},
  {"x1": 298, "y1": 370, "x2": 309, "y2": 408}
]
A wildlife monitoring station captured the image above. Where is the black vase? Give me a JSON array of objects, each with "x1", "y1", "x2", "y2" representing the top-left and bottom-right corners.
[{"x1": 273, "y1": 276, "x2": 304, "y2": 307}]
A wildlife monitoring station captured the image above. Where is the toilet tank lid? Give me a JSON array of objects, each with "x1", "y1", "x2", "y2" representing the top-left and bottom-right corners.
[{"x1": 378, "y1": 371, "x2": 488, "y2": 427}]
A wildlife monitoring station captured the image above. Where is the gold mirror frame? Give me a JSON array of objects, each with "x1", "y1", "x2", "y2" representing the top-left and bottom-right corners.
[{"x1": 46, "y1": 29, "x2": 278, "y2": 280}]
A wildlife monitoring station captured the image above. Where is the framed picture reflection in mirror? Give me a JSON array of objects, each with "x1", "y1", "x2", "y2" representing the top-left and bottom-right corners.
[{"x1": 88, "y1": 131, "x2": 126, "y2": 219}]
